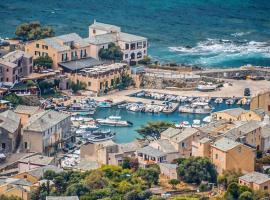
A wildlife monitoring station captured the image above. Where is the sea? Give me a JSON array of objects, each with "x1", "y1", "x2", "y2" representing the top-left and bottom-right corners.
[{"x1": 1, "y1": 0, "x2": 270, "y2": 68}]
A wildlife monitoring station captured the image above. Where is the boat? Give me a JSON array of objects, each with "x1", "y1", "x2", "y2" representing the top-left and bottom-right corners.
[
  {"x1": 96, "y1": 116, "x2": 133, "y2": 127},
  {"x1": 68, "y1": 103, "x2": 95, "y2": 114},
  {"x1": 118, "y1": 103, "x2": 128, "y2": 109},
  {"x1": 98, "y1": 101, "x2": 112, "y2": 108},
  {"x1": 88, "y1": 132, "x2": 116, "y2": 142},
  {"x1": 197, "y1": 84, "x2": 217, "y2": 92},
  {"x1": 136, "y1": 91, "x2": 145, "y2": 97},
  {"x1": 79, "y1": 124, "x2": 99, "y2": 131},
  {"x1": 237, "y1": 97, "x2": 247, "y2": 105},
  {"x1": 226, "y1": 98, "x2": 235, "y2": 105},
  {"x1": 192, "y1": 119, "x2": 201, "y2": 128},
  {"x1": 214, "y1": 98, "x2": 223, "y2": 104},
  {"x1": 202, "y1": 116, "x2": 212, "y2": 123},
  {"x1": 179, "y1": 102, "x2": 213, "y2": 114},
  {"x1": 181, "y1": 121, "x2": 191, "y2": 128}
]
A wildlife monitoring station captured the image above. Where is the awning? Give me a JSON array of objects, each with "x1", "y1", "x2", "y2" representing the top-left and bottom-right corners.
[{"x1": 58, "y1": 57, "x2": 104, "y2": 72}]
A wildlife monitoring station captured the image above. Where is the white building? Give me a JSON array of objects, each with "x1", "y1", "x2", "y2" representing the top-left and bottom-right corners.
[{"x1": 87, "y1": 20, "x2": 148, "y2": 63}]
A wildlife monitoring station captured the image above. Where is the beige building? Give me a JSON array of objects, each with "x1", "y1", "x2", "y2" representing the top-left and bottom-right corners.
[
  {"x1": 239, "y1": 172, "x2": 270, "y2": 193},
  {"x1": 80, "y1": 140, "x2": 140, "y2": 166},
  {"x1": 0, "y1": 50, "x2": 33, "y2": 83},
  {"x1": 14, "y1": 105, "x2": 41, "y2": 127},
  {"x1": 0, "y1": 110, "x2": 21, "y2": 154},
  {"x1": 250, "y1": 91, "x2": 270, "y2": 114},
  {"x1": 211, "y1": 137, "x2": 255, "y2": 174},
  {"x1": 88, "y1": 20, "x2": 148, "y2": 63},
  {"x1": 25, "y1": 33, "x2": 91, "y2": 69},
  {"x1": 159, "y1": 163, "x2": 178, "y2": 180},
  {"x1": 68, "y1": 63, "x2": 131, "y2": 94},
  {"x1": 212, "y1": 107, "x2": 266, "y2": 122},
  {"x1": 22, "y1": 110, "x2": 72, "y2": 155}
]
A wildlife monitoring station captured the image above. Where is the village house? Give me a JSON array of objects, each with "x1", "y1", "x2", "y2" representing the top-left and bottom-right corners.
[
  {"x1": 88, "y1": 20, "x2": 148, "y2": 64},
  {"x1": 211, "y1": 137, "x2": 255, "y2": 174},
  {"x1": 159, "y1": 163, "x2": 178, "y2": 180},
  {"x1": 25, "y1": 33, "x2": 92, "y2": 69},
  {"x1": 12, "y1": 165, "x2": 62, "y2": 184},
  {"x1": 0, "y1": 177, "x2": 34, "y2": 200},
  {"x1": 0, "y1": 110, "x2": 21, "y2": 154},
  {"x1": 14, "y1": 105, "x2": 41, "y2": 127},
  {"x1": 22, "y1": 110, "x2": 72, "y2": 155},
  {"x1": 250, "y1": 91, "x2": 270, "y2": 114},
  {"x1": 260, "y1": 125, "x2": 270, "y2": 152},
  {"x1": 67, "y1": 63, "x2": 131, "y2": 94},
  {"x1": 80, "y1": 140, "x2": 141, "y2": 167},
  {"x1": 17, "y1": 154, "x2": 56, "y2": 173},
  {"x1": 239, "y1": 172, "x2": 270, "y2": 193},
  {"x1": 224, "y1": 120, "x2": 262, "y2": 150},
  {"x1": 212, "y1": 107, "x2": 266, "y2": 122},
  {"x1": 0, "y1": 50, "x2": 33, "y2": 84},
  {"x1": 192, "y1": 137, "x2": 212, "y2": 158}
]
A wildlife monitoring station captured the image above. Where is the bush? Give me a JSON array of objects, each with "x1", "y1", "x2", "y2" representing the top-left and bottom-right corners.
[
  {"x1": 34, "y1": 56, "x2": 53, "y2": 68},
  {"x1": 15, "y1": 21, "x2": 54, "y2": 41},
  {"x1": 98, "y1": 43, "x2": 123, "y2": 61}
]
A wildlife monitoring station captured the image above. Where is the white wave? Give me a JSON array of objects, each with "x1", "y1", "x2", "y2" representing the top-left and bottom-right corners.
[
  {"x1": 169, "y1": 38, "x2": 270, "y2": 55},
  {"x1": 168, "y1": 38, "x2": 270, "y2": 66},
  {"x1": 231, "y1": 32, "x2": 251, "y2": 37}
]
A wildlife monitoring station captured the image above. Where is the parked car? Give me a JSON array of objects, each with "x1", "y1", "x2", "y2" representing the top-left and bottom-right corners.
[{"x1": 244, "y1": 88, "x2": 251, "y2": 96}]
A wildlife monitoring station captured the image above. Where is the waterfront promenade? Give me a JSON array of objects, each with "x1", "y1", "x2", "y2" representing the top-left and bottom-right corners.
[{"x1": 91, "y1": 79, "x2": 270, "y2": 104}]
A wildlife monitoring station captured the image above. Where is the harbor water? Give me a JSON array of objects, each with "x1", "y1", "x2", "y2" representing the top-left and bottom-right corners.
[{"x1": 94, "y1": 102, "x2": 249, "y2": 143}]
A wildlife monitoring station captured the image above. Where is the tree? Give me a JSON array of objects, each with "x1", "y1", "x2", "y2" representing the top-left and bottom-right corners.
[
  {"x1": 137, "y1": 121, "x2": 174, "y2": 140},
  {"x1": 34, "y1": 56, "x2": 53, "y2": 68},
  {"x1": 177, "y1": 157, "x2": 217, "y2": 185},
  {"x1": 136, "y1": 166, "x2": 160, "y2": 187},
  {"x1": 169, "y1": 179, "x2": 180, "y2": 189},
  {"x1": 98, "y1": 43, "x2": 123, "y2": 61},
  {"x1": 138, "y1": 56, "x2": 151, "y2": 65},
  {"x1": 70, "y1": 81, "x2": 86, "y2": 93},
  {"x1": 225, "y1": 182, "x2": 239, "y2": 199},
  {"x1": 118, "y1": 72, "x2": 134, "y2": 90},
  {"x1": 65, "y1": 183, "x2": 88, "y2": 197},
  {"x1": 38, "y1": 80, "x2": 55, "y2": 94},
  {"x1": 84, "y1": 170, "x2": 109, "y2": 189},
  {"x1": 217, "y1": 170, "x2": 242, "y2": 189},
  {"x1": 15, "y1": 21, "x2": 54, "y2": 41},
  {"x1": 3, "y1": 93, "x2": 22, "y2": 105},
  {"x1": 239, "y1": 191, "x2": 253, "y2": 200}
]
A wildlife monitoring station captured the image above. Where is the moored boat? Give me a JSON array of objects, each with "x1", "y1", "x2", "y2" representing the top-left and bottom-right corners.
[
  {"x1": 179, "y1": 102, "x2": 213, "y2": 114},
  {"x1": 96, "y1": 116, "x2": 133, "y2": 127}
]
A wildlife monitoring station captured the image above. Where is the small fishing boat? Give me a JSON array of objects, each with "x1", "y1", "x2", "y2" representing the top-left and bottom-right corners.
[
  {"x1": 202, "y1": 116, "x2": 212, "y2": 123},
  {"x1": 79, "y1": 124, "x2": 99, "y2": 131},
  {"x1": 118, "y1": 103, "x2": 128, "y2": 109},
  {"x1": 197, "y1": 84, "x2": 217, "y2": 92},
  {"x1": 179, "y1": 102, "x2": 213, "y2": 114},
  {"x1": 181, "y1": 121, "x2": 191, "y2": 128},
  {"x1": 226, "y1": 98, "x2": 235, "y2": 105},
  {"x1": 192, "y1": 119, "x2": 201, "y2": 128},
  {"x1": 88, "y1": 132, "x2": 116, "y2": 142},
  {"x1": 237, "y1": 97, "x2": 247, "y2": 105},
  {"x1": 96, "y1": 116, "x2": 133, "y2": 127},
  {"x1": 214, "y1": 98, "x2": 223, "y2": 104},
  {"x1": 98, "y1": 101, "x2": 112, "y2": 108}
]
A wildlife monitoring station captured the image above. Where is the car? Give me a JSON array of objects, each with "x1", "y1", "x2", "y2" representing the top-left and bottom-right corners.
[
  {"x1": 161, "y1": 193, "x2": 171, "y2": 198},
  {"x1": 244, "y1": 88, "x2": 251, "y2": 96}
]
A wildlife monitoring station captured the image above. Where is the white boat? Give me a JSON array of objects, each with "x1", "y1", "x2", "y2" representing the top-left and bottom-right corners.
[
  {"x1": 197, "y1": 84, "x2": 217, "y2": 91},
  {"x1": 181, "y1": 121, "x2": 191, "y2": 128},
  {"x1": 214, "y1": 98, "x2": 223, "y2": 104},
  {"x1": 179, "y1": 102, "x2": 213, "y2": 114},
  {"x1": 192, "y1": 119, "x2": 201, "y2": 127},
  {"x1": 226, "y1": 98, "x2": 235, "y2": 105},
  {"x1": 202, "y1": 116, "x2": 212, "y2": 123},
  {"x1": 237, "y1": 98, "x2": 247, "y2": 105},
  {"x1": 79, "y1": 124, "x2": 99, "y2": 131},
  {"x1": 96, "y1": 116, "x2": 133, "y2": 127}
]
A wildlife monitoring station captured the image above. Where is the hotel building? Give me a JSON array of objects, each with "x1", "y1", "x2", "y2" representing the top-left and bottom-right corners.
[{"x1": 25, "y1": 21, "x2": 148, "y2": 70}]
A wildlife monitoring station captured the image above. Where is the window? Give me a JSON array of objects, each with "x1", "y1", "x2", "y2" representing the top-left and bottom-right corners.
[
  {"x1": 36, "y1": 43, "x2": 40, "y2": 48},
  {"x1": 1, "y1": 143, "x2": 5, "y2": 149},
  {"x1": 35, "y1": 51, "x2": 40, "y2": 56},
  {"x1": 137, "y1": 42, "x2": 142, "y2": 49},
  {"x1": 215, "y1": 154, "x2": 218, "y2": 159},
  {"x1": 182, "y1": 142, "x2": 185, "y2": 148},
  {"x1": 93, "y1": 29, "x2": 96, "y2": 34},
  {"x1": 88, "y1": 82, "x2": 91, "y2": 86},
  {"x1": 125, "y1": 43, "x2": 129, "y2": 50},
  {"x1": 125, "y1": 54, "x2": 129, "y2": 59},
  {"x1": 6, "y1": 69, "x2": 9, "y2": 72},
  {"x1": 264, "y1": 186, "x2": 268, "y2": 190},
  {"x1": 143, "y1": 41, "x2": 147, "y2": 48},
  {"x1": 238, "y1": 146, "x2": 241, "y2": 153}
]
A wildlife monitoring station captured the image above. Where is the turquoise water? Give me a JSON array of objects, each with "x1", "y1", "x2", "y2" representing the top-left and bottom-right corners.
[
  {"x1": 94, "y1": 102, "x2": 249, "y2": 143},
  {"x1": 1, "y1": 0, "x2": 270, "y2": 67}
]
